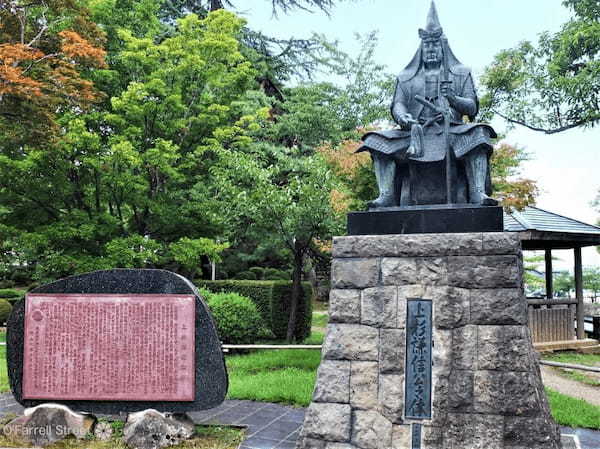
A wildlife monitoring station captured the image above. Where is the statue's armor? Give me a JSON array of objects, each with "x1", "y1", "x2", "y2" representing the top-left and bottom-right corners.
[{"x1": 358, "y1": 67, "x2": 496, "y2": 163}]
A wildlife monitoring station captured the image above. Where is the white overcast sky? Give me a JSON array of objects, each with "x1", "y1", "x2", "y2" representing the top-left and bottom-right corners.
[{"x1": 243, "y1": 0, "x2": 600, "y2": 271}]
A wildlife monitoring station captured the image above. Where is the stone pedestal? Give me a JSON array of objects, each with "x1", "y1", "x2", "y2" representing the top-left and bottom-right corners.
[{"x1": 297, "y1": 233, "x2": 562, "y2": 449}]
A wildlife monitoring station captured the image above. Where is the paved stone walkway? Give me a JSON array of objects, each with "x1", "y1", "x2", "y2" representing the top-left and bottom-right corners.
[
  {"x1": 189, "y1": 399, "x2": 303, "y2": 449},
  {"x1": 0, "y1": 394, "x2": 599, "y2": 448}
]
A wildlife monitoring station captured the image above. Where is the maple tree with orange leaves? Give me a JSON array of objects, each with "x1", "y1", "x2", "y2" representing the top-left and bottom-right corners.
[{"x1": 0, "y1": 0, "x2": 106, "y2": 148}]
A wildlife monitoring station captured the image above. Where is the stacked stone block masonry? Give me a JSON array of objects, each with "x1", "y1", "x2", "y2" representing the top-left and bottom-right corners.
[{"x1": 297, "y1": 232, "x2": 562, "y2": 449}]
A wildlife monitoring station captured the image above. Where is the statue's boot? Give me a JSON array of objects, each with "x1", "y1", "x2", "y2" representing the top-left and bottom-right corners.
[
  {"x1": 466, "y1": 150, "x2": 499, "y2": 206},
  {"x1": 368, "y1": 156, "x2": 396, "y2": 208}
]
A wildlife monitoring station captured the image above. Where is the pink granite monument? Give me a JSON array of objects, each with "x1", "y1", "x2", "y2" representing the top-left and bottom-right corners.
[{"x1": 22, "y1": 293, "x2": 196, "y2": 402}]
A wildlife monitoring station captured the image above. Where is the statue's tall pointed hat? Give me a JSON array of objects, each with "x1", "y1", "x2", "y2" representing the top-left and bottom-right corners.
[
  {"x1": 397, "y1": 0, "x2": 465, "y2": 82},
  {"x1": 419, "y1": 1, "x2": 444, "y2": 39}
]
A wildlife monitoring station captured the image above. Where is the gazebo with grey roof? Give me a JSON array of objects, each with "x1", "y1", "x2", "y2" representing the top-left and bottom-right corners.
[{"x1": 505, "y1": 206, "x2": 600, "y2": 342}]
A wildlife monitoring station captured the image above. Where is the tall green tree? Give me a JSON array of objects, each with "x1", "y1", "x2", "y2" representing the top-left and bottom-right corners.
[
  {"x1": 0, "y1": 10, "x2": 267, "y2": 282},
  {"x1": 212, "y1": 145, "x2": 343, "y2": 341},
  {"x1": 584, "y1": 267, "x2": 600, "y2": 302},
  {"x1": 554, "y1": 271, "x2": 574, "y2": 297},
  {"x1": 481, "y1": 0, "x2": 600, "y2": 133},
  {"x1": 523, "y1": 254, "x2": 546, "y2": 295}
]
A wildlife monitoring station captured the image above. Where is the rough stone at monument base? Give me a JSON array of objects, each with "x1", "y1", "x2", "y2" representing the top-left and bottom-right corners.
[
  {"x1": 2, "y1": 404, "x2": 95, "y2": 447},
  {"x1": 296, "y1": 232, "x2": 563, "y2": 449}
]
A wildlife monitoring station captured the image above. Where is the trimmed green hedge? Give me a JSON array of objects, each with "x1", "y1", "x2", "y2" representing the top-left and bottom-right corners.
[
  {"x1": 271, "y1": 282, "x2": 312, "y2": 341},
  {"x1": 197, "y1": 280, "x2": 313, "y2": 341},
  {"x1": 0, "y1": 289, "x2": 23, "y2": 299}
]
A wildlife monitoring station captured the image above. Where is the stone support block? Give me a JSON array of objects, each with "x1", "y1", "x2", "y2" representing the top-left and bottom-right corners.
[
  {"x1": 332, "y1": 259, "x2": 379, "y2": 289},
  {"x1": 448, "y1": 370, "x2": 474, "y2": 412},
  {"x1": 432, "y1": 287, "x2": 470, "y2": 329},
  {"x1": 474, "y1": 371, "x2": 539, "y2": 416},
  {"x1": 350, "y1": 362, "x2": 379, "y2": 410},
  {"x1": 303, "y1": 403, "x2": 352, "y2": 442},
  {"x1": 391, "y1": 425, "x2": 411, "y2": 449},
  {"x1": 451, "y1": 325, "x2": 477, "y2": 370},
  {"x1": 445, "y1": 413, "x2": 504, "y2": 449},
  {"x1": 333, "y1": 234, "x2": 486, "y2": 258},
  {"x1": 361, "y1": 287, "x2": 398, "y2": 328},
  {"x1": 381, "y1": 258, "x2": 417, "y2": 286},
  {"x1": 504, "y1": 416, "x2": 562, "y2": 449},
  {"x1": 351, "y1": 410, "x2": 392, "y2": 449},
  {"x1": 314, "y1": 361, "x2": 351, "y2": 403},
  {"x1": 330, "y1": 290, "x2": 361, "y2": 324},
  {"x1": 422, "y1": 426, "x2": 443, "y2": 449},
  {"x1": 470, "y1": 288, "x2": 527, "y2": 325},
  {"x1": 447, "y1": 255, "x2": 521, "y2": 288},
  {"x1": 322, "y1": 324, "x2": 379, "y2": 361},
  {"x1": 379, "y1": 329, "x2": 405, "y2": 374},
  {"x1": 417, "y1": 258, "x2": 448, "y2": 286},
  {"x1": 482, "y1": 233, "x2": 522, "y2": 255},
  {"x1": 379, "y1": 374, "x2": 404, "y2": 423},
  {"x1": 478, "y1": 326, "x2": 531, "y2": 371}
]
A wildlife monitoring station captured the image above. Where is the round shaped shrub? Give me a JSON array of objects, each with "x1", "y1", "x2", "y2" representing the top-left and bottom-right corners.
[
  {"x1": 0, "y1": 300, "x2": 13, "y2": 325},
  {"x1": 206, "y1": 292, "x2": 264, "y2": 344}
]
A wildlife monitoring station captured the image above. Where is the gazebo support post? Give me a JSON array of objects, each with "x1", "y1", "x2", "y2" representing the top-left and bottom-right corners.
[
  {"x1": 545, "y1": 248, "x2": 553, "y2": 301},
  {"x1": 575, "y1": 246, "x2": 585, "y2": 340}
]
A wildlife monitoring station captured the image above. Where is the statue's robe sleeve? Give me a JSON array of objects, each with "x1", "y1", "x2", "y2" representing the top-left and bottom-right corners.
[
  {"x1": 391, "y1": 79, "x2": 411, "y2": 125},
  {"x1": 450, "y1": 70, "x2": 478, "y2": 120}
]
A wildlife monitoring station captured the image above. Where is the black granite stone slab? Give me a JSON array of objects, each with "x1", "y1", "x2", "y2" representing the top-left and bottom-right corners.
[
  {"x1": 7, "y1": 269, "x2": 228, "y2": 414},
  {"x1": 347, "y1": 205, "x2": 503, "y2": 235}
]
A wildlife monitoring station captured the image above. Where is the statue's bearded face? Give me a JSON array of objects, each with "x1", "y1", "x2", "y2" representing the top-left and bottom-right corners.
[{"x1": 422, "y1": 39, "x2": 443, "y2": 65}]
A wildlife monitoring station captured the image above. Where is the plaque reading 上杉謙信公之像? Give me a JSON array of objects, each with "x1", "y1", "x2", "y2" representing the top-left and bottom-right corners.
[
  {"x1": 404, "y1": 299, "x2": 432, "y2": 421},
  {"x1": 22, "y1": 294, "x2": 196, "y2": 402}
]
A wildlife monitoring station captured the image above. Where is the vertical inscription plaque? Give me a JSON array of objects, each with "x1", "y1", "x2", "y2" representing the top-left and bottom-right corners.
[
  {"x1": 22, "y1": 294, "x2": 196, "y2": 402},
  {"x1": 404, "y1": 299, "x2": 432, "y2": 420},
  {"x1": 411, "y1": 424, "x2": 422, "y2": 449}
]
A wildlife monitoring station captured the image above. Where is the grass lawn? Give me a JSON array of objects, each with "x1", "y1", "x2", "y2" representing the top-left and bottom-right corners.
[
  {"x1": 0, "y1": 346, "x2": 8, "y2": 393},
  {"x1": 543, "y1": 351, "x2": 600, "y2": 366},
  {"x1": 546, "y1": 387, "x2": 600, "y2": 429},
  {"x1": 311, "y1": 313, "x2": 328, "y2": 328},
  {"x1": 226, "y1": 348, "x2": 321, "y2": 407}
]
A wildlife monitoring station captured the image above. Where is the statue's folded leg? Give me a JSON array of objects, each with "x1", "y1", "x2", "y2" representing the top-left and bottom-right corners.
[
  {"x1": 368, "y1": 152, "x2": 397, "y2": 208},
  {"x1": 464, "y1": 146, "x2": 498, "y2": 206}
]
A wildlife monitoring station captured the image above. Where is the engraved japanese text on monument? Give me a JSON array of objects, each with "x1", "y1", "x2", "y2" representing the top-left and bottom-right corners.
[
  {"x1": 22, "y1": 294, "x2": 196, "y2": 402},
  {"x1": 405, "y1": 299, "x2": 432, "y2": 420}
]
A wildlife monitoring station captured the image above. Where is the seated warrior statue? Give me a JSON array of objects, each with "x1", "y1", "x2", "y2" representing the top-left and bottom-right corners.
[{"x1": 358, "y1": 1, "x2": 498, "y2": 208}]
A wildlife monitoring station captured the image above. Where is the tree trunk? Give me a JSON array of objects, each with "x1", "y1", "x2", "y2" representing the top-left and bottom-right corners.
[{"x1": 286, "y1": 241, "x2": 304, "y2": 342}]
